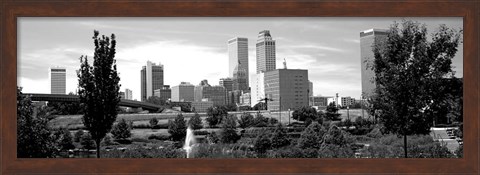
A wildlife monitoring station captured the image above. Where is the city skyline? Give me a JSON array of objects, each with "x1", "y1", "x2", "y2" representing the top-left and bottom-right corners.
[{"x1": 18, "y1": 17, "x2": 463, "y2": 101}]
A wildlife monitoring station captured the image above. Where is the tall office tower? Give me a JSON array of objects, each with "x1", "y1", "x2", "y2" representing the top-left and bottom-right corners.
[
  {"x1": 308, "y1": 81, "x2": 313, "y2": 97},
  {"x1": 264, "y1": 69, "x2": 308, "y2": 111},
  {"x1": 49, "y1": 67, "x2": 66, "y2": 94},
  {"x1": 171, "y1": 82, "x2": 195, "y2": 102},
  {"x1": 360, "y1": 29, "x2": 388, "y2": 98},
  {"x1": 219, "y1": 78, "x2": 234, "y2": 92},
  {"x1": 228, "y1": 37, "x2": 249, "y2": 89},
  {"x1": 125, "y1": 88, "x2": 133, "y2": 100},
  {"x1": 250, "y1": 72, "x2": 265, "y2": 107},
  {"x1": 154, "y1": 85, "x2": 171, "y2": 102},
  {"x1": 194, "y1": 84, "x2": 226, "y2": 106},
  {"x1": 256, "y1": 30, "x2": 276, "y2": 73},
  {"x1": 140, "y1": 61, "x2": 164, "y2": 101},
  {"x1": 232, "y1": 62, "x2": 248, "y2": 91}
]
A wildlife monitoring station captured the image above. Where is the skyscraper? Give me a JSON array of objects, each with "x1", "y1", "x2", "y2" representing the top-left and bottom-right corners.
[
  {"x1": 219, "y1": 78, "x2": 233, "y2": 92},
  {"x1": 49, "y1": 67, "x2": 66, "y2": 94},
  {"x1": 125, "y1": 88, "x2": 133, "y2": 100},
  {"x1": 250, "y1": 72, "x2": 265, "y2": 107},
  {"x1": 141, "y1": 61, "x2": 164, "y2": 101},
  {"x1": 264, "y1": 69, "x2": 309, "y2": 111},
  {"x1": 256, "y1": 30, "x2": 276, "y2": 73},
  {"x1": 360, "y1": 29, "x2": 388, "y2": 98},
  {"x1": 228, "y1": 37, "x2": 249, "y2": 89},
  {"x1": 171, "y1": 82, "x2": 195, "y2": 102}
]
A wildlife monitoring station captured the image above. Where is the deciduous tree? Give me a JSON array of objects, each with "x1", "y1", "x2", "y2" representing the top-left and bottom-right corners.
[{"x1": 77, "y1": 30, "x2": 121, "y2": 158}]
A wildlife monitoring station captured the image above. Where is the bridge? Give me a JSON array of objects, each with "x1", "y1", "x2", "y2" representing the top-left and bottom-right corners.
[{"x1": 24, "y1": 93, "x2": 162, "y2": 111}]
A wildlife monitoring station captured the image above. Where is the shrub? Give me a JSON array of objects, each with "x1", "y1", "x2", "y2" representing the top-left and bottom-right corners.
[
  {"x1": 318, "y1": 144, "x2": 354, "y2": 158},
  {"x1": 74, "y1": 130, "x2": 84, "y2": 142},
  {"x1": 323, "y1": 125, "x2": 351, "y2": 146},
  {"x1": 220, "y1": 115, "x2": 240, "y2": 144},
  {"x1": 80, "y1": 132, "x2": 95, "y2": 150},
  {"x1": 270, "y1": 124, "x2": 290, "y2": 148},
  {"x1": 238, "y1": 112, "x2": 255, "y2": 129},
  {"x1": 206, "y1": 106, "x2": 228, "y2": 127},
  {"x1": 268, "y1": 117, "x2": 279, "y2": 126},
  {"x1": 254, "y1": 132, "x2": 271, "y2": 156},
  {"x1": 148, "y1": 134, "x2": 170, "y2": 141},
  {"x1": 325, "y1": 102, "x2": 341, "y2": 121},
  {"x1": 253, "y1": 112, "x2": 268, "y2": 127},
  {"x1": 292, "y1": 106, "x2": 319, "y2": 122},
  {"x1": 193, "y1": 130, "x2": 210, "y2": 135},
  {"x1": 168, "y1": 113, "x2": 187, "y2": 141},
  {"x1": 455, "y1": 145, "x2": 463, "y2": 158},
  {"x1": 102, "y1": 134, "x2": 115, "y2": 146},
  {"x1": 297, "y1": 122, "x2": 326, "y2": 149},
  {"x1": 153, "y1": 123, "x2": 169, "y2": 129},
  {"x1": 366, "y1": 127, "x2": 383, "y2": 138},
  {"x1": 111, "y1": 119, "x2": 132, "y2": 140},
  {"x1": 56, "y1": 128, "x2": 75, "y2": 151},
  {"x1": 206, "y1": 132, "x2": 219, "y2": 144},
  {"x1": 149, "y1": 118, "x2": 159, "y2": 128},
  {"x1": 188, "y1": 113, "x2": 203, "y2": 130}
]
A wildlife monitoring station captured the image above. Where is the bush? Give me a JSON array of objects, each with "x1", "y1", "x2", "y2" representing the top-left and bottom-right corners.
[
  {"x1": 206, "y1": 106, "x2": 228, "y2": 127},
  {"x1": 80, "y1": 132, "x2": 95, "y2": 150},
  {"x1": 131, "y1": 137, "x2": 149, "y2": 143},
  {"x1": 102, "y1": 134, "x2": 115, "y2": 146},
  {"x1": 111, "y1": 119, "x2": 132, "y2": 140},
  {"x1": 455, "y1": 145, "x2": 463, "y2": 158},
  {"x1": 253, "y1": 112, "x2": 268, "y2": 127},
  {"x1": 188, "y1": 113, "x2": 203, "y2": 130},
  {"x1": 220, "y1": 115, "x2": 240, "y2": 144},
  {"x1": 268, "y1": 117, "x2": 279, "y2": 126},
  {"x1": 152, "y1": 123, "x2": 169, "y2": 129},
  {"x1": 193, "y1": 130, "x2": 210, "y2": 135},
  {"x1": 254, "y1": 132, "x2": 271, "y2": 156},
  {"x1": 297, "y1": 122, "x2": 326, "y2": 149},
  {"x1": 206, "y1": 132, "x2": 219, "y2": 144},
  {"x1": 148, "y1": 134, "x2": 170, "y2": 141},
  {"x1": 270, "y1": 124, "x2": 290, "y2": 148},
  {"x1": 74, "y1": 130, "x2": 84, "y2": 142},
  {"x1": 56, "y1": 128, "x2": 75, "y2": 151},
  {"x1": 149, "y1": 118, "x2": 159, "y2": 128},
  {"x1": 238, "y1": 112, "x2": 255, "y2": 129},
  {"x1": 168, "y1": 113, "x2": 187, "y2": 141},
  {"x1": 292, "y1": 106, "x2": 319, "y2": 122},
  {"x1": 366, "y1": 127, "x2": 383, "y2": 138},
  {"x1": 325, "y1": 102, "x2": 341, "y2": 121},
  {"x1": 323, "y1": 125, "x2": 351, "y2": 146}
]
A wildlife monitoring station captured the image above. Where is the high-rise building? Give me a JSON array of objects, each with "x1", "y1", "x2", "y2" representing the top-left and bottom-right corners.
[
  {"x1": 256, "y1": 30, "x2": 276, "y2": 73},
  {"x1": 171, "y1": 82, "x2": 195, "y2": 102},
  {"x1": 154, "y1": 85, "x2": 171, "y2": 102},
  {"x1": 308, "y1": 81, "x2": 313, "y2": 97},
  {"x1": 141, "y1": 61, "x2": 164, "y2": 101},
  {"x1": 240, "y1": 92, "x2": 251, "y2": 106},
  {"x1": 226, "y1": 90, "x2": 242, "y2": 105},
  {"x1": 232, "y1": 63, "x2": 248, "y2": 91},
  {"x1": 49, "y1": 67, "x2": 66, "y2": 94},
  {"x1": 219, "y1": 78, "x2": 233, "y2": 92},
  {"x1": 250, "y1": 72, "x2": 265, "y2": 107},
  {"x1": 194, "y1": 84, "x2": 226, "y2": 106},
  {"x1": 264, "y1": 69, "x2": 308, "y2": 111},
  {"x1": 228, "y1": 37, "x2": 249, "y2": 89},
  {"x1": 341, "y1": 96, "x2": 356, "y2": 107},
  {"x1": 125, "y1": 88, "x2": 133, "y2": 100},
  {"x1": 360, "y1": 29, "x2": 388, "y2": 98}
]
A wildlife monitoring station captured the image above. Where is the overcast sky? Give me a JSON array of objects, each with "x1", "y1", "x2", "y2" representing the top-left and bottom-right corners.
[{"x1": 18, "y1": 17, "x2": 463, "y2": 101}]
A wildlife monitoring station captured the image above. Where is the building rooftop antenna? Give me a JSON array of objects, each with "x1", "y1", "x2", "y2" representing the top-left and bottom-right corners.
[{"x1": 283, "y1": 58, "x2": 287, "y2": 69}]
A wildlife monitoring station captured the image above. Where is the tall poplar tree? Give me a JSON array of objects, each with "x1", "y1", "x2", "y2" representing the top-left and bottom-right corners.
[
  {"x1": 77, "y1": 30, "x2": 120, "y2": 158},
  {"x1": 369, "y1": 20, "x2": 462, "y2": 158}
]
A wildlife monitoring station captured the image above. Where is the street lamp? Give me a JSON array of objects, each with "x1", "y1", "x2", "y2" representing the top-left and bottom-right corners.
[{"x1": 347, "y1": 106, "x2": 350, "y2": 121}]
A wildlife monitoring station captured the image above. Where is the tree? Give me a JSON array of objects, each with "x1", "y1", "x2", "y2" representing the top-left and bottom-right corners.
[
  {"x1": 17, "y1": 87, "x2": 58, "y2": 158},
  {"x1": 111, "y1": 119, "x2": 132, "y2": 140},
  {"x1": 254, "y1": 132, "x2": 271, "y2": 156},
  {"x1": 56, "y1": 128, "x2": 75, "y2": 151},
  {"x1": 238, "y1": 112, "x2": 255, "y2": 129},
  {"x1": 81, "y1": 132, "x2": 96, "y2": 150},
  {"x1": 168, "y1": 114, "x2": 187, "y2": 141},
  {"x1": 270, "y1": 124, "x2": 290, "y2": 148},
  {"x1": 369, "y1": 20, "x2": 462, "y2": 158},
  {"x1": 77, "y1": 30, "x2": 121, "y2": 158},
  {"x1": 74, "y1": 130, "x2": 85, "y2": 142},
  {"x1": 149, "y1": 117, "x2": 159, "y2": 129},
  {"x1": 253, "y1": 102, "x2": 267, "y2": 110},
  {"x1": 253, "y1": 112, "x2": 268, "y2": 127},
  {"x1": 188, "y1": 113, "x2": 203, "y2": 130},
  {"x1": 297, "y1": 122, "x2": 327, "y2": 149},
  {"x1": 325, "y1": 102, "x2": 341, "y2": 121},
  {"x1": 206, "y1": 106, "x2": 228, "y2": 127},
  {"x1": 292, "y1": 106, "x2": 319, "y2": 123},
  {"x1": 146, "y1": 96, "x2": 166, "y2": 106},
  {"x1": 220, "y1": 115, "x2": 240, "y2": 143}
]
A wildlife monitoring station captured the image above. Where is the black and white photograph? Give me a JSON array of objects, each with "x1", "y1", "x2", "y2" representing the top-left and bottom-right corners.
[{"x1": 17, "y1": 17, "x2": 463, "y2": 159}]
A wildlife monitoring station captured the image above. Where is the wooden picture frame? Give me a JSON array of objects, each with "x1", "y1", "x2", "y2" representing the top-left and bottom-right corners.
[{"x1": 1, "y1": 0, "x2": 478, "y2": 174}]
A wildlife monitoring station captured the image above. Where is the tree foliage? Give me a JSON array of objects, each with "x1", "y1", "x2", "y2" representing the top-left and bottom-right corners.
[
  {"x1": 220, "y1": 115, "x2": 240, "y2": 143},
  {"x1": 292, "y1": 106, "x2": 320, "y2": 123},
  {"x1": 149, "y1": 117, "x2": 159, "y2": 128},
  {"x1": 80, "y1": 132, "x2": 96, "y2": 150},
  {"x1": 168, "y1": 114, "x2": 187, "y2": 141},
  {"x1": 17, "y1": 87, "x2": 58, "y2": 158},
  {"x1": 206, "y1": 106, "x2": 228, "y2": 127},
  {"x1": 56, "y1": 128, "x2": 75, "y2": 151},
  {"x1": 297, "y1": 122, "x2": 327, "y2": 149},
  {"x1": 77, "y1": 30, "x2": 121, "y2": 158},
  {"x1": 270, "y1": 124, "x2": 290, "y2": 148},
  {"x1": 111, "y1": 119, "x2": 132, "y2": 140},
  {"x1": 253, "y1": 112, "x2": 268, "y2": 127},
  {"x1": 253, "y1": 102, "x2": 267, "y2": 110},
  {"x1": 238, "y1": 112, "x2": 255, "y2": 129},
  {"x1": 325, "y1": 102, "x2": 341, "y2": 121},
  {"x1": 188, "y1": 113, "x2": 203, "y2": 130},
  {"x1": 369, "y1": 20, "x2": 462, "y2": 157}
]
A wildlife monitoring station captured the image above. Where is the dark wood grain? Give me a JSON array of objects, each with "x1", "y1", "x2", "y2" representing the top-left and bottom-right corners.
[{"x1": 1, "y1": 0, "x2": 478, "y2": 174}]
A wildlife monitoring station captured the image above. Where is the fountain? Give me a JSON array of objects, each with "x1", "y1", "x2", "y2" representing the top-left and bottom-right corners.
[{"x1": 183, "y1": 127, "x2": 195, "y2": 158}]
